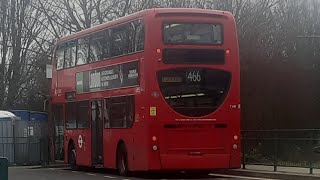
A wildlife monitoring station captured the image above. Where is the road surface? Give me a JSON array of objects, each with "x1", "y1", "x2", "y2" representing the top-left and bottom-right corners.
[{"x1": 9, "y1": 167, "x2": 276, "y2": 180}]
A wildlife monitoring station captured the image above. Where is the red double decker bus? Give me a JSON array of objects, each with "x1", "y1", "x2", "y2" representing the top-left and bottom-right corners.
[{"x1": 50, "y1": 8, "x2": 240, "y2": 176}]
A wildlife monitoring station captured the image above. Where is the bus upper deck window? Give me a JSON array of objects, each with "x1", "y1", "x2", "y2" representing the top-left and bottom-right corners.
[
  {"x1": 56, "y1": 45, "x2": 65, "y2": 70},
  {"x1": 163, "y1": 23, "x2": 223, "y2": 45}
]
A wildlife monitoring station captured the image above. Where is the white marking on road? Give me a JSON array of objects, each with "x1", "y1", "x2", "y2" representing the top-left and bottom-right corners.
[
  {"x1": 104, "y1": 175, "x2": 116, "y2": 179},
  {"x1": 210, "y1": 173, "x2": 279, "y2": 180},
  {"x1": 86, "y1": 173, "x2": 97, "y2": 176},
  {"x1": 71, "y1": 171, "x2": 77, "y2": 173},
  {"x1": 122, "y1": 179, "x2": 131, "y2": 180}
]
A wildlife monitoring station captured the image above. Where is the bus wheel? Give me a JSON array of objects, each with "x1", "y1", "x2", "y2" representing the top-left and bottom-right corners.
[
  {"x1": 69, "y1": 144, "x2": 79, "y2": 171},
  {"x1": 117, "y1": 143, "x2": 129, "y2": 176}
]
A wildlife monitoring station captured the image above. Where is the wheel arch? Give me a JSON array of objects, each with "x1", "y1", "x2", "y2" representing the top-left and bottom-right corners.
[{"x1": 115, "y1": 139, "x2": 130, "y2": 170}]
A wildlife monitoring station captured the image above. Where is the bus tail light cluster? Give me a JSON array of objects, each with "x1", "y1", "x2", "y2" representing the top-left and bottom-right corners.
[
  {"x1": 152, "y1": 136, "x2": 158, "y2": 151},
  {"x1": 233, "y1": 135, "x2": 239, "y2": 150},
  {"x1": 226, "y1": 49, "x2": 231, "y2": 54},
  {"x1": 233, "y1": 135, "x2": 238, "y2": 141},
  {"x1": 152, "y1": 136, "x2": 157, "y2": 141},
  {"x1": 156, "y1": 49, "x2": 162, "y2": 62},
  {"x1": 233, "y1": 144, "x2": 238, "y2": 150},
  {"x1": 152, "y1": 145, "x2": 158, "y2": 151}
]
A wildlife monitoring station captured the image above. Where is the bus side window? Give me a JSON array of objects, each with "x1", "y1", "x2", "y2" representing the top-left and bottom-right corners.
[
  {"x1": 103, "y1": 29, "x2": 112, "y2": 59},
  {"x1": 135, "y1": 20, "x2": 144, "y2": 52},
  {"x1": 66, "y1": 102, "x2": 76, "y2": 129},
  {"x1": 111, "y1": 24, "x2": 128, "y2": 57},
  {"x1": 64, "y1": 41, "x2": 77, "y2": 68},
  {"x1": 126, "y1": 96, "x2": 135, "y2": 127},
  {"x1": 77, "y1": 101, "x2": 90, "y2": 128},
  {"x1": 77, "y1": 38, "x2": 89, "y2": 66},
  {"x1": 127, "y1": 22, "x2": 136, "y2": 53},
  {"x1": 104, "y1": 99, "x2": 111, "y2": 128},
  {"x1": 89, "y1": 30, "x2": 111, "y2": 63},
  {"x1": 106, "y1": 96, "x2": 135, "y2": 129},
  {"x1": 56, "y1": 45, "x2": 65, "y2": 70},
  {"x1": 89, "y1": 33, "x2": 102, "y2": 63},
  {"x1": 128, "y1": 20, "x2": 144, "y2": 53}
]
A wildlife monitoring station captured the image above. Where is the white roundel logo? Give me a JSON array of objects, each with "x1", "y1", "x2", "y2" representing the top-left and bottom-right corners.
[{"x1": 78, "y1": 135, "x2": 83, "y2": 148}]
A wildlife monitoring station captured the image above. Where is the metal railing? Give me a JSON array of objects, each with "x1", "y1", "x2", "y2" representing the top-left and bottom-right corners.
[{"x1": 242, "y1": 129, "x2": 320, "y2": 174}]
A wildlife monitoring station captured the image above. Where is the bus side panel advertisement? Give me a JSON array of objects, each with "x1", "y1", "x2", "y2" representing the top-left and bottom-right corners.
[{"x1": 76, "y1": 61, "x2": 139, "y2": 93}]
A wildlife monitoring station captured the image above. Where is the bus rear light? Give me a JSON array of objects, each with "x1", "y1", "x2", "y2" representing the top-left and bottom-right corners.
[
  {"x1": 152, "y1": 145, "x2": 158, "y2": 151},
  {"x1": 226, "y1": 49, "x2": 231, "y2": 54},
  {"x1": 233, "y1": 144, "x2": 238, "y2": 150},
  {"x1": 152, "y1": 136, "x2": 157, "y2": 141},
  {"x1": 234, "y1": 135, "x2": 238, "y2": 141},
  {"x1": 156, "y1": 48, "x2": 161, "y2": 53}
]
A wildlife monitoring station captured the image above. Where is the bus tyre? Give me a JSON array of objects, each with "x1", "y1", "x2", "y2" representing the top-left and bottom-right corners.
[
  {"x1": 117, "y1": 143, "x2": 129, "y2": 176},
  {"x1": 69, "y1": 144, "x2": 79, "y2": 171}
]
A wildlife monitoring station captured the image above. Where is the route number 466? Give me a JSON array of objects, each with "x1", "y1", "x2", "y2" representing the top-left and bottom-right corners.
[{"x1": 186, "y1": 71, "x2": 201, "y2": 82}]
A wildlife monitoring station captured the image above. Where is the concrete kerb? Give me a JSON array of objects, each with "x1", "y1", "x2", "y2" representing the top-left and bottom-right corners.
[
  {"x1": 212, "y1": 169, "x2": 320, "y2": 180},
  {"x1": 29, "y1": 163, "x2": 69, "y2": 169}
]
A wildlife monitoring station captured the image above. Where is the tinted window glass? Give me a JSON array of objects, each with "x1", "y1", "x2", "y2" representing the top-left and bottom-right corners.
[
  {"x1": 103, "y1": 99, "x2": 111, "y2": 128},
  {"x1": 66, "y1": 102, "x2": 76, "y2": 129},
  {"x1": 163, "y1": 23, "x2": 223, "y2": 45},
  {"x1": 127, "y1": 22, "x2": 136, "y2": 53},
  {"x1": 105, "y1": 96, "x2": 134, "y2": 128},
  {"x1": 59, "y1": 20, "x2": 144, "y2": 67},
  {"x1": 89, "y1": 30, "x2": 111, "y2": 63},
  {"x1": 56, "y1": 45, "x2": 64, "y2": 70},
  {"x1": 77, "y1": 38, "x2": 89, "y2": 65},
  {"x1": 77, "y1": 101, "x2": 90, "y2": 128},
  {"x1": 64, "y1": 41, "x2": 77, "y2": 68},
  {"x1": 135, "y1": 21, "x2": 145, "y2": 51},
  {"x1": 158, "y1": 68, "x2": 231, "y2": 117},
  {"x1": 127, "y1": 20, "x2": 145, "y2": 53},
  {"x1": 111, "y1": 24, "x2": 128, "y2": 57}
]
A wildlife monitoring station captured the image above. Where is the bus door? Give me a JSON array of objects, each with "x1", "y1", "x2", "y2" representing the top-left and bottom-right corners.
[
  {"x1": 91, "y1": 100, "x2": 104, "y2": 165},
  {"x1": 52, "y1": 104, "x2": 64, "y2": 160}
]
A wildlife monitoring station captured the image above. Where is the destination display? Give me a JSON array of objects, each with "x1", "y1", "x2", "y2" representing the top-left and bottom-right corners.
[{"x1": 76, "y1": 61, "x2": 139, "y2": 93}]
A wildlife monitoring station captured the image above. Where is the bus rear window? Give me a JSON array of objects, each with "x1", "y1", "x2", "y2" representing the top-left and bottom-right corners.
[
  {"x1": 158, "y1": 68, "x2": 231, "y2": 117},
  {"x1": 163, "y1": 23, "x2": 223, "y2": 45}
]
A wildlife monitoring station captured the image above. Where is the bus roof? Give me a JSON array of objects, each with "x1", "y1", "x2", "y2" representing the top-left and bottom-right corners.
[{"x1": 57, "y1": 8, "x2": 232, "y2": 44}]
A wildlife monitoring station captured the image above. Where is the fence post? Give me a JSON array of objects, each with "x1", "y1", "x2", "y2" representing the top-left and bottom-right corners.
[
  {"x1": 309, "y1": 131, "x2": 315, "y2": 174},
  {"x1": 13, "y1": 123, "x2": 16, "y2": 164},
  {"x1": 0, "y1": 157, "x2": 8, "y2": 180},
  {"x1": 242, "y1": 133, "x2": 246, "y2": 169},
  {"x1": 273, "y1": 131, "x2": 278, "y2": 172}
]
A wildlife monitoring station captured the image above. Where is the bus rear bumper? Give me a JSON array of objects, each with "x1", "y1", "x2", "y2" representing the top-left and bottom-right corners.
[{"x1": 159, "y1": 154, "x2": 230, "y2": 170}]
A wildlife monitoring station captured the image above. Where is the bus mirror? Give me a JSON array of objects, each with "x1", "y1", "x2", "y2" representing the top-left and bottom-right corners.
[{"x1": 46, "y1": 64, "x2": 53, "y2": 79}]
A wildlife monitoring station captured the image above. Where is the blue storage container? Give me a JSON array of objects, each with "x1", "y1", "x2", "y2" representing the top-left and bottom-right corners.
[
  {"x1": 30, "y1": 112, "x2": 48, "y2": 122},
  {"x1": 10, "y1": 110, "x2": 30, "y2": 121},
  {"x1": 10, "y1": 110, "x2": 48, "y2": 121}
]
